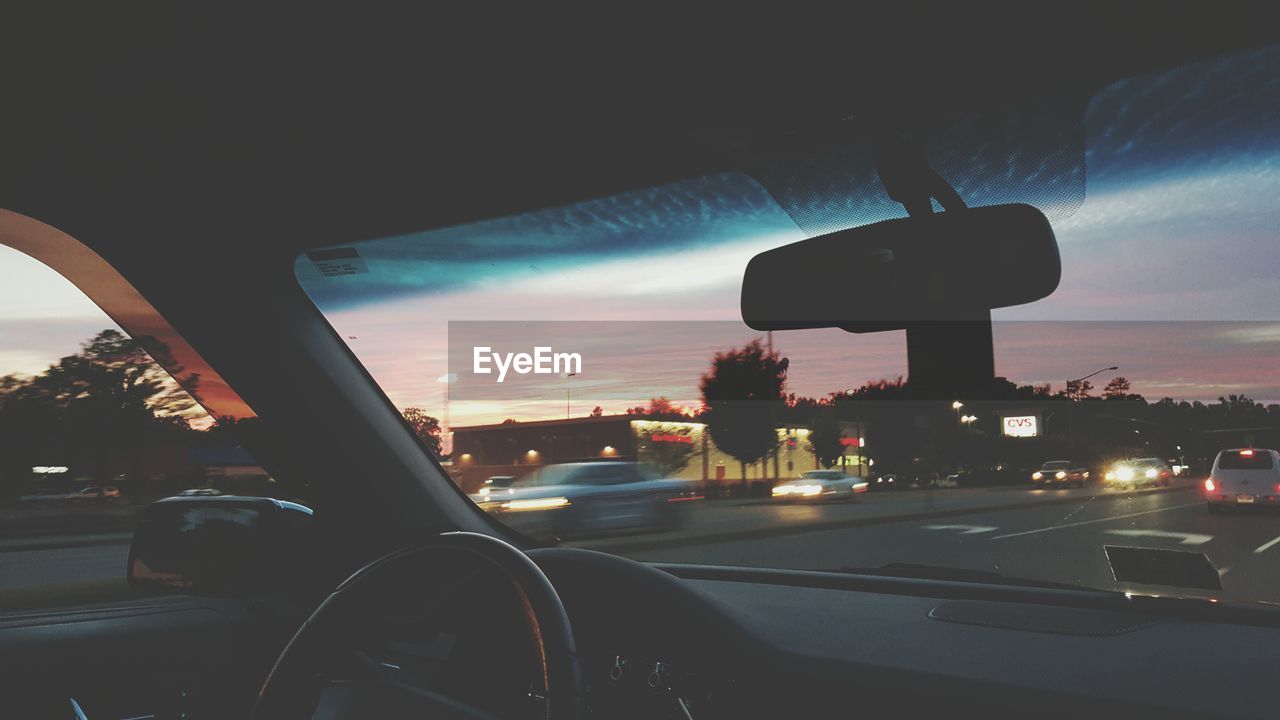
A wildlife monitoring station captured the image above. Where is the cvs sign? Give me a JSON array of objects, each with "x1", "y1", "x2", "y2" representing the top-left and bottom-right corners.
[{"x1": 1001, "y1": 415, "x2": 1039, "y2": 438}]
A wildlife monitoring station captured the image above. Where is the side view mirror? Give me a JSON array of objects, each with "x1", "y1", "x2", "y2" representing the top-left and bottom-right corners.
[
  {"x1": 128, "y1": 496, "x2": 315, "y2": 598},
  {"x1": 741, "y1": 203, "x2": 1060, "y2": 332}
]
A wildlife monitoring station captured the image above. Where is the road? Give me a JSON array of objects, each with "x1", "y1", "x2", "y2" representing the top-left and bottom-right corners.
[
  {"x1": 609, "y1": 484, "x2": 1280, "y2": 597},
  {"x1": 0, "y1": 543, "x2": 130, "y2": 593},
  {"x1": 591, "y1": 481, "x2": 1280, "y2": 603},
  {"x1": 7, "y1": 481, "x2": 1280, "y2": 606}
]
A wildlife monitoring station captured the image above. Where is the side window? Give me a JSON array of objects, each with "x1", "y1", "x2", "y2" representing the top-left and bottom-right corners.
[
  {"x1": 0, "y1": 245, "x2": 282, "y2": 612},
  {"x1": 587, "y1": 466, "x2": 640, "y2": 486}
]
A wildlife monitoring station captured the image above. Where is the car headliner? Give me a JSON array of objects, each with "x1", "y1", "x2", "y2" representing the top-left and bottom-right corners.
[{"x1": 4, "y1": 10, "x2": 1277, "y2": 268}]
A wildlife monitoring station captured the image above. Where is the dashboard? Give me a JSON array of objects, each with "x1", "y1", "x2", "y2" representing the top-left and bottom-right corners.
[
  {"x1": 8, "y1": 545, "x2": 1280, "y2": 718},
  {"x1": 531, "y1": 547, "x2": 1280, "y2": 719}
]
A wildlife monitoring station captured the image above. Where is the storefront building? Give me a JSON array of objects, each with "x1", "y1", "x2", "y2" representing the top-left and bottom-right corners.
[{"x1": 450, "y1": 414, "x2": 868, "y2": 493}]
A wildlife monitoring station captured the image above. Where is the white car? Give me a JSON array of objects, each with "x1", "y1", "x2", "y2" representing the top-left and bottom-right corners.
[
  {"x1": 772, "y1": 470, "x2": 869, "y2": 501},
  {"x1": 1105, "y1": 457, "x2": 1172, "y2": 488},
  {"x1": 488, "y1": 462, "x2": 695, "y2": 539},
  {"x1": 1205, "y1": 448, "x2": 1280, "y2": 513}
]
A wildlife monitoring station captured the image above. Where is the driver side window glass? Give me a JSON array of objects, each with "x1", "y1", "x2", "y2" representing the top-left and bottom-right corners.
[{"x1": 0, "y1": 245, "x2": 280, "y2": 612}]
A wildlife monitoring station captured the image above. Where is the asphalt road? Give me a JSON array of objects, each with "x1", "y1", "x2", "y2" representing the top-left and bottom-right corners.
[
  {"x1": 615, "y1": 485, "x2": 1280, "y2": 603},
  {"x1": 7, "y1": 481, "x2": 1280, "y2": 607},
  {"x1": 1, "y1": 543, "x2": 131, "y2": 593}
]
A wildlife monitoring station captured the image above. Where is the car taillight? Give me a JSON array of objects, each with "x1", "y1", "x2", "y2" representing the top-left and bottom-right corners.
[{"x1": 1204, "y1": 478, "x2": 1216, "y2": 492}]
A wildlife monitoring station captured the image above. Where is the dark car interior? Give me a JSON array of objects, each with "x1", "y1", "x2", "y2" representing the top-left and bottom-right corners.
[{"x1": 4, "y1": 7, "x2": 1280, "y2": 718}]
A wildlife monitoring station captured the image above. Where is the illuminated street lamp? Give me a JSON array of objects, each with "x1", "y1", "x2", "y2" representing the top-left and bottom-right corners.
[{"x1": 952, "y1": 400, "x2": 964, "y2": 427}]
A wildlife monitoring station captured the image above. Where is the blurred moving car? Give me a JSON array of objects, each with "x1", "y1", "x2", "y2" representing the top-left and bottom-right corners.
[
  {"x1": 1204, "y1": 448, "x2": 1280, "y2": 513},
  {"x1": 71, "y1": 486, "x2": 121, "y2": 503},
  {"x1": 1105, "y1": 458, "x2": 1173, "y2": 488},
  {"x1": 470, "y1": 475, "x2": 517, "y2": 508},
  {"x1": 19, "y1": 486, "x2": 122, "y2": 504},
  {"x1": 486, "y1": 462, "x2": 696, "y2": 540},
  {"x1": 1032, "y1": 460, "x2": 1089, "y2": 488},
  {"x1": 17, "y1": 489, "x2": 76, "y2": 504},
  {"x1": 772, "y1": 470, "x2": 870, "y2": 501}
]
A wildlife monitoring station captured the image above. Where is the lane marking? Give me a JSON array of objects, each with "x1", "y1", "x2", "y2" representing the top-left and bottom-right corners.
[
  {"x1": 990, "y1": 502, "x2": 1203, "y2": 540},
  {"x1": 921, "y1": 524, "x2": 998, "y2": 535},
  {"x1": 1254, "y1": 535, "x2": 1280, "y2": 554},
  {"x1": 1102, "y1": 529, "x2": 1213, "y2": 546}
]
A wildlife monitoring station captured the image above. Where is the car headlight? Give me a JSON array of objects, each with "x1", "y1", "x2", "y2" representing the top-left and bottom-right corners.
[
  {"x1": 775, "y1": 484, "x2": 824, "y2": 496},
  {"x1": 1116, "y1": 467, "x2": 1134, "y2": 482},
  {"x1": 1055, "y1": 471, "x2": 1067, "y2": 480},
  {"x1": 1144, "y1": 468, "x2": 1158, "y2": 479},
  {"x1": 478, "y1": 486, "x2": 490, "y2": 496},
  {"x1": 1105, "y1": 471, "x2": 1115, "y2": 481},
  {"x1": 1032, "y1": 471, "x2": 1043, "y2": 480},
  {"x1": 502, "y1": 497, "x2": 570, "y2": 511}
]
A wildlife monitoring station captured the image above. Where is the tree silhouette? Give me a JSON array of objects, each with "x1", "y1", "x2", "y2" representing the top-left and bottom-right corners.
[
  {"x1": 590, "y1": 405, "x2": 604, "y2": 417},
  {"x1": 806, "y1": 411, "x2": 845, "y2": 469},
  {"x1": 31, "y1": 330, "x2": 199, "y2": 498},
  {"x1": 1064, "y1": 378, "x2": 1094, "y2": 401},
  {"x1": 828, "y1": 378, "x2": 916, "y2": 475},
  {"x1": 401, "y1": 407, "x2": 442, "y2": 457},
  {"x1": 1102, "y1": 376, "x2": 1133, "y2": 400},
  {"x1": 0, "y1": 374, "x2": 62, "y2": 499},
  {"x1": 625, "y1": 397, "x2": 688, "y2": 420},
  {"x1": 699, "y1": 339, "x2": 788, "y2": 488}
]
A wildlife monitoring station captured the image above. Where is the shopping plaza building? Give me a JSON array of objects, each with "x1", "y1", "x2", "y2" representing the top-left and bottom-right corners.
[{"x1": 449, "y1": 414, "x2": 867, "y2": 493}]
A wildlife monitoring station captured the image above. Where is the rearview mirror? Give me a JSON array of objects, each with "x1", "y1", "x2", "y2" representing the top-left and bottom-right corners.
[
  {"x1": 741, "y1": 204, "x2": 1059, "y2": 332},
  {"x1": 128, "y1": 496, "x2": 315, "y2": 598}
]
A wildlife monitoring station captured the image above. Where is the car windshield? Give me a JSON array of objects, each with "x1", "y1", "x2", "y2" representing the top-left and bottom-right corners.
[{"x1": 296, "y1": 46, "x2": 1280, "y2": 606}]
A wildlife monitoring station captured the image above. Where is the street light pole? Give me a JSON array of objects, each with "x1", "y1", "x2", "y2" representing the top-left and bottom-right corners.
[
  {"x1": 564, "y1": 371, "x2": 577, "y2": 419},
  {"x1": 1066, "y1": 365, "x2": 1117, "y2": 454},
  {"x1": 437, "y1": 373, "x2": 457, "y2": 454}
]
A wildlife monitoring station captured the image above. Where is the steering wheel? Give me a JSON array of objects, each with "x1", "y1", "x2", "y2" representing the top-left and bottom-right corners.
[{"x1": 253, "y1": 532, "x2": 586, "y2": 720}]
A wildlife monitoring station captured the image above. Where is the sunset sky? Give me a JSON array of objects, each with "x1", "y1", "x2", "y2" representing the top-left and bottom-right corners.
[
  {"x1": 3, "y1": 46, "x2": 1279, "y2": 429},
  {"x1": 289, "y1": 47, "x2": 1280, "y2": 427}
]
